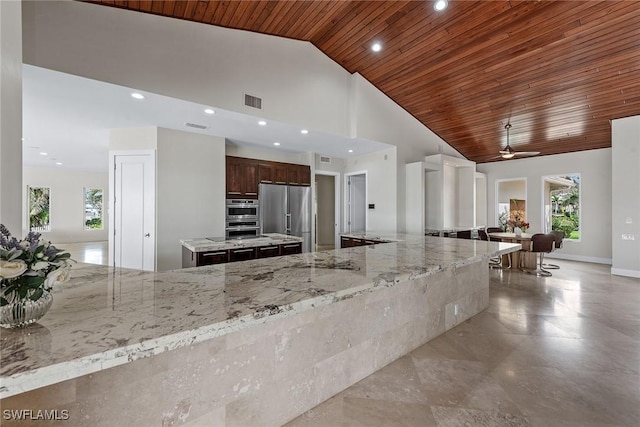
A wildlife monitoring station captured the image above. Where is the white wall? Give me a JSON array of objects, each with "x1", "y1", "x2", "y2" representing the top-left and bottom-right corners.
[
  {"x1": 225, "y1": 142, "x2": 309, "y2": 165},
  {"x1": 0, "y1": 0, "x2": 23, "y2": 234},
  {"x1": 611, "y1": 116, "x2": 640, "y2": 277},
  {"x1": 344, "y1": 147, "x2": 397, "y2": 232},
  {"x1": 405, "y1": 162, "x2": 425, "y2": 234},
  {"x1": 475, "y1": 173, "x2": 487, "y2": 227},
  {"x1": 157, "y1": 128, "x2": 225, "y2": 271},
  {"x1": 349, "y1": 74, "x2": 464, "y2": 232},
  {"x1": 22, "y1": 0, "x2": 351, "y2": 138},
  {"x1": 21, "y1": 1, "x2": 466, "y2": 237},
  {"x1": 442, "y1": 164, "x2": 457, "y2": 229},
  {"x1": 22, "y1": 166, "x2": 108, "y2": 243},
  {"x1": 497, "y1": 179, "x2": 526, "y2": 206},
  {"x1": 478, "y1": 149, "x2": 613, "y2": 263}
]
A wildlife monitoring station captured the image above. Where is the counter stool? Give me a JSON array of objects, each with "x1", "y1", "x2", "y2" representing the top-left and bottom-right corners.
[
  {"x1": 526, "y1": 233, "x2": 556, "y2": 277},
  {"x1": 456, "y1": 230, "x2": 472, "y2": 239},
  {"x1": 478, "y1": 227, "x2": 512, "y2": 268},
  {"x1": 542, "y1": 230, "x2": 564, "y2": 270}
]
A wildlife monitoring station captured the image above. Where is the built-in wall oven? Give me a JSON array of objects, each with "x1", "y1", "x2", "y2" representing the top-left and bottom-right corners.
[{"x1": 226, "y1": 199, "x2": 260, "y2": 239}]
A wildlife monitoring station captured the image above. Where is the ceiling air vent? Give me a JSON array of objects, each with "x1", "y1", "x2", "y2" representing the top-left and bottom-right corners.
[
  {"x1": 320, "y1": 156, "x2": 331, "y2": 164},
  {"x1": 244, "y1": 93, "x2": 262, "y2": 110},
  {"x1": 185, "y1": 122, "x2": 208, "y2": 130}
]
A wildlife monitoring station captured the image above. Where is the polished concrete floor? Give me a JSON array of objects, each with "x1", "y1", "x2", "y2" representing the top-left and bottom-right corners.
[{"x1": 286, "y1": 260, "x2": 640, "y2": 427}]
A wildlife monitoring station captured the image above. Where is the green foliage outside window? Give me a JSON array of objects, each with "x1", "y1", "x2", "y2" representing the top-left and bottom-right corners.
[
  {"x1": 84, "y1": 188, "x2": 103, "y2": 230},
  {"x1": 29, "y1": 187, "x2": 51, "y2": 231}
]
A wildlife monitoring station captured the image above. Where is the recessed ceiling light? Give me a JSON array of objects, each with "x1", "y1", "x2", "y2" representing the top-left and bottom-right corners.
[
  {"x1": 21, "y1": 138, "x2": 25, "y2": 142},
  {"x1": 371, "y1": 42, "x2": 382, "y2": 52},
  {"x1": 204, "y1": 108, "x2": 215, "y2": 115},
  {"x1": 300, "y1": 129, "x2": 309, "y2": 134},
  {"x1": 131, "y1": 93, "x2": 145, "y2": 100},
  {"x1": 258, "y1": 120, "x2": 267, "y2": 126},
  {"x1": 39, "y1": 152, "x2": 48, "y2": 156},
  {"x1": 273, "y1": 142, "x2": 281, "y2": 146},
  {"x1": 434, "y1": 0, "x2": 448, "y2": 11},
  {"x1": 55, "y1": 162, "x2": 62, "y2": 166},
  {"x1": 348, "y1": 149, "x2": 354, "y2": 153}
]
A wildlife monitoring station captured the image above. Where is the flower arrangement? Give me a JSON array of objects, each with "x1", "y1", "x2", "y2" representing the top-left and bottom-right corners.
[
  {"x1": 0, "y1": 224, "x2": 73, "y2": 306},
  {"x1": 507, "y1": 213, "x2": 529, "y2": 232}
]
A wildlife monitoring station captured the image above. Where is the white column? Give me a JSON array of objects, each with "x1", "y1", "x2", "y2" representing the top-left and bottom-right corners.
[
  {"x1": 0, "y1": 0, "x2": 23, "y2": 233},
  {"x1": 611, "y1": 116, "x2": 640, "y2": 278}
]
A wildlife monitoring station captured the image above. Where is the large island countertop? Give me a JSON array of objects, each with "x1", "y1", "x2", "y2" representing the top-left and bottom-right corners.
[
  {"x1": 1, "y1": 233, "x2": 520, "y2": 422},
  {"x1": 180, "y1": 232, "x2": 303, "y2": 252}
]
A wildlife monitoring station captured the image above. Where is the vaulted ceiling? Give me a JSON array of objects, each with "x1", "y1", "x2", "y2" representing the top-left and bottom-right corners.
[{"x1": 88, "y1": 1, "x2": 640, "y2": 163}]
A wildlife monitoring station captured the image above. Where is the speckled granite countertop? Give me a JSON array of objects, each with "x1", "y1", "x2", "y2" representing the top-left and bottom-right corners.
[
  {"x1": 0, "y1": 234, "x2": 519, "y2": 398},
  {"x1": 181, "y1": 233, "x2": 303, "y2": 252}
]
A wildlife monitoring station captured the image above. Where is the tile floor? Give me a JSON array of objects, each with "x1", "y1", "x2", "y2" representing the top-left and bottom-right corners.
[
  {"x1": 286, "y1": 260, "x2": 640, "y2": 427},
  {"x1": 55, "y1": 241, "x2": 109, "y2": 266}
]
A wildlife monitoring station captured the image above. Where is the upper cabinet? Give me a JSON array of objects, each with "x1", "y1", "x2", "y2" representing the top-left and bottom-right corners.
[
  {"x1": 226, "y1": 156, "x2": 259, "y2": 199},
  {"x1": 227, "y1": 156, "x2": 310, "y2": 198}
]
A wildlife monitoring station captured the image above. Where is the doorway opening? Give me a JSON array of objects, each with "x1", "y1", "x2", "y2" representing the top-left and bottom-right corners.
[
  {"x1": 345, "y1": 172, "x2": 367, "y2": 233},
  {"x1": 496, "y1": 178, "x2": 527, "y2": 231},
  {"x1": 314, "y1": 172, "x2": 340, "y2": 251}
]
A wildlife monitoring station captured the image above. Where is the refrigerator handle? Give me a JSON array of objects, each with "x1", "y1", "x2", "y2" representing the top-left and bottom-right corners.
[{"x1": 286, "y1": 213, "x2": 292, "y2": 233}]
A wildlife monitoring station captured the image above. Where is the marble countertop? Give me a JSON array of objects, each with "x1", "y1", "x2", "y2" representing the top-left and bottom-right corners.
[
  {"x1": 181, "y1": 233, "x2": 303, "y2": 252},
  {"x1": 0, "y1": 234, "x2": 520, "y2": 398}
]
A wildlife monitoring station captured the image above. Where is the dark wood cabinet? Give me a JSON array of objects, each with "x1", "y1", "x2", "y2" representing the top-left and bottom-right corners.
[
  {"x1": 256, "y1": 245, "x2": 280, "y2": 258},
  {"x1": 287, "y1": 164, "x2": 300, "y2": 185},
  {"x1": 258, "y1": 163, "x2": 274, "y2": 184},
  {"x1": 229, "y1": 247, "x2": 256, "y2": 262},
  {"x1": 298, "y1": 165, "x2": 311, "y2": 186},
  {"x1": 198, "y1": 250, "x2": 229, "y2": 265},
  {"x1": 340, "y1": 237, "x2": 388, "y2": 248},
  {"x1": 280, "y1": 242, "x2": 302, "y2": 255},
  {"x1": 182, "y1": 247, "x2": 229, "y2": 267},
  {"x1": 226, "y1": 156, "x2": 259, "y2": 199},
  {"x1": 227, "y1": 156, "x2": 309, "y2": 196},
  {"x1": 273, "y1": 164, "x2": 288, "y2": 184}
]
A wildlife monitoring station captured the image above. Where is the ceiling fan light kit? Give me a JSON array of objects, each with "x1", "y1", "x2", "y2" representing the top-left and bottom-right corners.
[{"x1": 498, "y1": 123, "x2": 540, "y2": 160}]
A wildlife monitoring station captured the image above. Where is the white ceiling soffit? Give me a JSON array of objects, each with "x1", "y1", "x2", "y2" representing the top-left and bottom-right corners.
[{"x1": 22, "y1": 65, "x2": 393, "y2": 172}]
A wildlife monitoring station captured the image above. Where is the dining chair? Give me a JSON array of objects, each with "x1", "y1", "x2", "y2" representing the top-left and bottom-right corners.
[
  {"x1": 542, "y1": 230, "x2": 564, "y2": 270},
  {"x1": 525, "y1": 233, "x2": 556, "y2": 277}
]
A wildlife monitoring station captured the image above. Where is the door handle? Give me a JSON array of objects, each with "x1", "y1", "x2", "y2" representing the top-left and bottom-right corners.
[
  {"x1": 286, "y1": 213, "x2": 292, "y2": 233},
  {"x1": 145, "y1": 233, "x2": 150, "y2": 237}
]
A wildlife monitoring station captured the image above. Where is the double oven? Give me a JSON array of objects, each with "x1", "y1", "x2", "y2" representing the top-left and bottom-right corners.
[{"x1": 226, "y1": 199, "x2": 260, "y2": 239}]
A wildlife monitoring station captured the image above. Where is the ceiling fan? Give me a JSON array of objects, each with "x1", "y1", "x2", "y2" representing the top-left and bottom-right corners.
[{"x1": 499, "y1": 123, "x2": 540, "y2": 159}]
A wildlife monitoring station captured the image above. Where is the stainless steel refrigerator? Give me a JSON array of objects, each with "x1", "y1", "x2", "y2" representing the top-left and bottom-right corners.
[{"x1": 259, "y1": 183, "x2": 311, "y2": 252}]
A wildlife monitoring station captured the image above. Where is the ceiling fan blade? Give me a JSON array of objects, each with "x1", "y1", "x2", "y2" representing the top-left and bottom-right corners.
[{"x1": 513, "y1": 151, "x2": 540, "y2": 157}]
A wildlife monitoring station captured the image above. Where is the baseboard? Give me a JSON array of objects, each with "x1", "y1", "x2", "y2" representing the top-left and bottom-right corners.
[
  {"x1": 544, "y1": 253, "x2": 612, "y2": 265},
  {"x1": 610, "y1": 268, "x2": 640, "y2": 279}
]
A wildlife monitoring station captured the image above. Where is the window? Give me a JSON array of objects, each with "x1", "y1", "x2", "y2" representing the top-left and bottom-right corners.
[
  {"x1": 84, "y1": 188, "x2": 103, "y2": 230},
  {"x1": 28, "y1": 186, "x2": 51, "y2": 232},
  {"x1": 543, "y1": 174, "x2": 580, "y2": 240}
]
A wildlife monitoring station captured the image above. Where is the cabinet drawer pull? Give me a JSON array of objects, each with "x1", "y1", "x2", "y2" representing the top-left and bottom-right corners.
[
  {"x1": 233, "y1": 248, "x2": 254, "y2": 254},
  {"x1": 203, "y1": 251, "x2": 227, "y2": 256},
  {"x1": 259, "y1": 247, "x2": 278, "y2": 251},
  {"x1": 290, "y1": 182, "x2": 299, "y2": 185},
  {"x1": 228, "y1": 192, "x2": 241, "y2": 195},
  {"x1": 275, "y1": 181, "x2": 286, "y2": 184},
  {"x1": 283, "y1": 244, "x2": 300, "y2": 248},
  {"x1": 260, "y1": 180, "x2": 273, "y2": 183},
  {"x1": 246, "y1": 192, "x2": 257, "y2": 195}
]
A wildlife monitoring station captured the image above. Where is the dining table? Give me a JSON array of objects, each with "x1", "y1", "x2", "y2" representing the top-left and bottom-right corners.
[{"x1": 487, "y1": 232, "x2": 538, "y2": 269}]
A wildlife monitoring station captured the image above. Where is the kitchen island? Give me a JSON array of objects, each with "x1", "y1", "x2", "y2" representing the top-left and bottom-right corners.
[
  {"x1": 181, "y1": 233, "x2": 304, "y2": 267},
  {"x1": 0, "y1": 234, "x2": 519, "y2": 426}
]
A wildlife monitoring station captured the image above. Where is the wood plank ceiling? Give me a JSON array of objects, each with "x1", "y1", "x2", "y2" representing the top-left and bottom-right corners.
[{"x1": 88, "y1": 0, "x2": 640, "y2": 163}]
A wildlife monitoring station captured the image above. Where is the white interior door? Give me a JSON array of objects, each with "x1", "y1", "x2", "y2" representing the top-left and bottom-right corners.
[
  {"x1": 347, "y1": 173, "x2": 366, "y2": 233},
  {"x1": 113, "y1": 153, "x2": 155, "y2": 271}
]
